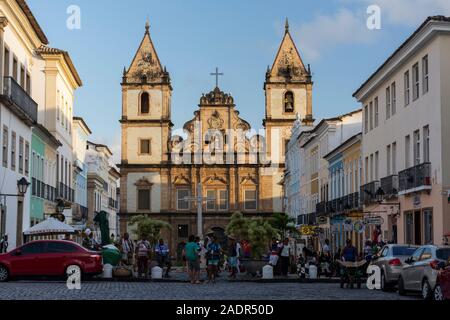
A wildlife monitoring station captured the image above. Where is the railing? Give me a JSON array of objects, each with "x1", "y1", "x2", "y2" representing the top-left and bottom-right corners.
[
  {"x1": 2, "y1": 77, "x2": 38, "y2": 122},
  {"x1": 360, "y1": 181, "x2": 380, "y2": 205},
  {"x1": 31, "y1": 177, "x2": 57, "y2": 202},
  {"x1": 58, "y1": 182, "x2": 74, "y2": 202},
  {"x1": 380, "y1": 175, "x2": 399, "y2": 197},
  {"x1": 399, "y1": 162, "x2": 432, "y2": 193},
  {"x1": 316, "y1": 201, "x2": 328, "y2": 217}
]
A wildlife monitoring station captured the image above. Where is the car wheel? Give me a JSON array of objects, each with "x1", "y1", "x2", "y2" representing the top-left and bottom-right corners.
[
  {"x1": 0, "y1": 265, "x2": 9, "y2": 282},
  {"x1": 398, "y1": 276, "x2": 407, "y2": 296},
  {"x1": 434, "y1": 284, "x2": 445, "y2": 301},
  {"x1": 65, "y1": 265, "x2": 82, "y2": 281},
  {"x1": 422, "y1": 279, "x2": 432, "y2": 300}
]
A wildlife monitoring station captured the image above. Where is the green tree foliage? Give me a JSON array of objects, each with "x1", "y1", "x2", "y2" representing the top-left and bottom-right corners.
[
  {"x1": 129, "y1": 215, "x2": 171, "y2": 245},
  {"x1": 226, "y1": 212, "x2": 277, "y2": 259},
  {"x1": 269, "y1": 213, "x2": 300, "y2": 239}
]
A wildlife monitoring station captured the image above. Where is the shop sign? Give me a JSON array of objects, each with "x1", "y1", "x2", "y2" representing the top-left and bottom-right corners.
[
  {"x1": 317, "y1": 216, "x2": 328, "y2": 225},
  {"x1": 364, "y1": 216, "x2": 384, "y2": 226},
  {"x1": 300, "y1": 225, "x2": 319, "y2": 236}
]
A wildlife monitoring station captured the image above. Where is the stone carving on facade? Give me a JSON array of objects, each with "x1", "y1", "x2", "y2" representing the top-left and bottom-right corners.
[
  {"x1": 200, "y1": 87, "x2": 234, "y2": 105},
  {"x1": 207, "y1": 110, "x2": 224, "y2": 129},
  {"x1": 203, "y1": 173, "x2": 227, "y2": 185},
  {"x1": 240, "y1": 174, "x2": 257, "y2": 185},
  {"x1": 173, "y1": 174, "x2": 191, "y2": 185},
  {"x1": 135, "y1": 177, "x2": 153, "y2": 187}
]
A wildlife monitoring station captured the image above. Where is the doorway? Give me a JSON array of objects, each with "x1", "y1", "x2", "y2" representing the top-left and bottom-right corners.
[{"x1": 16, "y1": 199, "x2": 24, "y2": 247}]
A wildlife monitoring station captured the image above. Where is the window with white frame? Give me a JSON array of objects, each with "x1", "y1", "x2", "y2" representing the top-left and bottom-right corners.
[
  {"x1": 374, "y1": 97, "x2": 379, "y2": 128},
  {"x1": 375, "y1": 151, "x2": 379, "y2": 180},
  {"x1": 392, "y1": 142, "x2": 397, "y2": 173},
  {"x1": 404, "y1": 71, "x2": 410, "y2": 106},
  {"x1": 2, "y1": 126, "x2": 8, "y2": 168},
  {"x1": 364, "y1": 106, "x2": 368, "y2": 134},
  {"x1": 386, "y1": 86, "x2": 391, "y2": 120},
  {"x1": 218, "y1": 190, "x2": 228, "y2": 211},
  {"x1": 386, "y1": 145, "x2": 391, "y2": 176},
  {"x1": 423, "y1": 125, "x2": 430, "y2": 163},
  {"x1": 19, "y1": 137, "x2": 24, "y2": 174},
  {"x1": 244, "y1": 189, "x2": 257, "y2": 210},
  {"x1": 11, "y1": 131, "x2": 16, "y2": 171},
  {"x1": 206, "y1": 190, "x2": 215, "y2": 211},
  {"x1": 413, "y1": 130, "x2": 420, "y2": 165},
  {"x1": 177, "y1": 189, "x2": 190, "y2": 211},
  {"x1": 391, "y1": 82, "x2": 396, "y2": 115},
  {"x1": 405, "y1": 135, "x2": 411, "y2": 168},
  {"x1": 369, "y1": 101, "x2": 374, "y2": 130},
  {"x1": 422, "y1": 55, "x2": 429, "y2": 94},
  {"x1": 412, "y1": 63, "x2": 419, "y2": 101}
]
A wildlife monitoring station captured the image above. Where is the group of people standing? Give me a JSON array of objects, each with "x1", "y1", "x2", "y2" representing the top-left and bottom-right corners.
[{"x1": 183, "y1": 235, "x2": 242, "y2": 284}]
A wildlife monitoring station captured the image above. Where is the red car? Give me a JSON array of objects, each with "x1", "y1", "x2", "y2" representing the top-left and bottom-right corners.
[
  {"x1": 0, "y1": 240, "x2": 103, "y2": 282},
  {"x1": 434, "y1": 262, "x2": 450, "y2": 300}
]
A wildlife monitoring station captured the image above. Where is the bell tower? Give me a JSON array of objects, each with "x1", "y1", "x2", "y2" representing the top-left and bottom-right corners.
[
  {"x1": 264, "y1": 18, "x2": 314, "y2": 164},
  {"x1": 120, "y1": 20, "x2": 172, "y2": 166}
]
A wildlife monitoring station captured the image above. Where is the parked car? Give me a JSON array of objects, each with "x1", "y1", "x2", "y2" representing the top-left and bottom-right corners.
[
  {"x1": 434, "y1": 260, "x2": 450, "y2": 300},
  {"x1": 369, "y1": 244, "x2": 418, "y2": 291},
  {"x1": 398, "y1": 245, "x2": 450, "y2": 299},
  {"x1": 0, "y1": 240, "x2": 103, "y2": 282}
]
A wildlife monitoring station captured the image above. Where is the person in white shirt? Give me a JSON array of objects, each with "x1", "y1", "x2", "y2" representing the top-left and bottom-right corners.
[{"x1": 279, "y1": 238, "x2": 291, "y2": 276}]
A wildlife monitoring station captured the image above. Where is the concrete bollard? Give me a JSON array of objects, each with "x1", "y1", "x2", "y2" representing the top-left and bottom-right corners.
[
  {"x1": 151, "y1": 266, "x2": 163, "y2": 279},
  {"x1": 262, "y1": 265, "x2": 274, "y2": 279}
]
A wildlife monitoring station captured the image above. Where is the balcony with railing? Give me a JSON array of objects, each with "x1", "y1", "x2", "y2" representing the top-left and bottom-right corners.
[
  {"x1": 31, "y1": 178, "x2": 57, "y2": 202},
  {"x1": 360, "y1": 181, "x2": 381, "y2": 205},
  {"x1": 399, "y1": 162, "x2": 432, "y2": 195},
  {"x1": 2, "y1": 77, "x2": 38, "y2": 123},
  {"x1": 380, "y1": 175, "x2": 399, "y2": 197},
  {"x1": 58, "y1": 182, "x2": 75, "y2": 203}
]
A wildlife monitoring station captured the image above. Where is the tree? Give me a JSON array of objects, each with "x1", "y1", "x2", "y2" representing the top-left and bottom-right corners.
[
  {"x1": 129, "y1": 215, "x2": 171, "y2": 245},
  {"x1": 269, "y1": 213, "x2": 300, "y2": 239},
  {"x1": 226, "y1": 212, "x2": 277, "y2": 259}
]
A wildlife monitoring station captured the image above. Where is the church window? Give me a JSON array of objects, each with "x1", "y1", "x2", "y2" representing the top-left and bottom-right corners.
[
  {"x1": 177, "y1": 189, "x2": 190, "y2": 211},
  {"x1": 206, "y1": 190, "x2": 216, "y2": 211},
  {"x1": 140, "y1": 92, "x2": 150, "y2": 114},
  {"x1": 137, "y1": 189, "x2": 151, "y2": 211},
  {"x1": 244, "y1": 189, "x2": 257, "y2": 211},
  {"x1": 139, "y1": 139, "x2": 151, "y2": 155},
  {"x1": 284, "y1": 91, "x2": 294, "y2": 113},
  {"x1": 218, "y1": 190, "x2": 228, "y2": 211}
]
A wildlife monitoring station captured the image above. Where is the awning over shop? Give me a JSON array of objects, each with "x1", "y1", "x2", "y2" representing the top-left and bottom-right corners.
[{"x1": 24, "y1": 218, "x2": 76, "y2": 236}]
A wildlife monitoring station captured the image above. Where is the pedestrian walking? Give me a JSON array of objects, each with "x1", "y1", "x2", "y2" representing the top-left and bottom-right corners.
[
  {"x1": 279, "y1": 238, "x2": 291, "y2": 276},
  {"x1": 227, "y1": 237, "x2": 241, "y2": 279},
  {"x1": 185, "y1": 235, "x2": 201, "y2": 284},
  {"x1": 155, "y1": 239, "x2": 172, "y2": 278},
  {"x1": 206, "y1": 236, "x2": 222, "y2": 283},
  {"x1": 135, "y1": 236, "x2": 151, "y2": 279}
]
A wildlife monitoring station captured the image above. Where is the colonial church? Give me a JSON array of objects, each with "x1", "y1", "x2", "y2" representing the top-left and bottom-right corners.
[{"x1": 118, "y1": 19, "x2": 314, "y2": 255}]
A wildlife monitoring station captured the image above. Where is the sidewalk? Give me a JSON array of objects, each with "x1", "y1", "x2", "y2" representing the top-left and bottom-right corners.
[{"x1": 95, "y1": 267, "x2": 345, "y2": 283}]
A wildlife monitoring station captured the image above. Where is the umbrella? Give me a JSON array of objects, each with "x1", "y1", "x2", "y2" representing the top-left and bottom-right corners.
[{"x1": 24, "y1": 218, "x2": 75, "y2": 236}]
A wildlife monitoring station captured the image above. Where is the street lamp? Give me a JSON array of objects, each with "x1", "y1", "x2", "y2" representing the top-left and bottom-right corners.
[
  {"x1": 56, "y1": 199, "x2": 65, "y2": 214},
  {"x1": 17, "y1": 178, "x2": 30, "y2": 196}
]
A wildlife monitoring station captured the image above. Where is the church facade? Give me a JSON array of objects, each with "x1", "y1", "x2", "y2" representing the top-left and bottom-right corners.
[{"x1": 118, "y1": 20, "x2": 314, "y2": 255}]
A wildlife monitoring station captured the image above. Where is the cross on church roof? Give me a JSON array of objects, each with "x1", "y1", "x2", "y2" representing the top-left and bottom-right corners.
[{"x1": 210, "y1": 67, "x2": 224, "y2": 88}]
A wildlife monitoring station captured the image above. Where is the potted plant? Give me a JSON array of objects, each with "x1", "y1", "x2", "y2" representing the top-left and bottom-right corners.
[{"x1": 226, "y1": 212, "x2": 277, "y2": 276}]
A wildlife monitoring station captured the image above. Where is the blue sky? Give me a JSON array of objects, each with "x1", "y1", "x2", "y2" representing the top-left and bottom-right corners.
[{"x1": 29, "y1": 0, "x2": 450, "y2": 162}]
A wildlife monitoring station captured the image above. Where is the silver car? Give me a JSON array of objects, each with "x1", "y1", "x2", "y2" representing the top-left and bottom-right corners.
[
  {"x1": 398, "y1": 245, "x2": 450, "y2": 299},
  {"x1": 370, "y1": 244, "x2": 418, "y2": 291}
]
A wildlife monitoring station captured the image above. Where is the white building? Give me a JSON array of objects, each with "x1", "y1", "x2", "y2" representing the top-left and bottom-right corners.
[
  {"x1": 354, "y1": 16, "x2": 450, "y2": 246},
  {"x1": 284, "y1": 114, "x2": 313, "y2": 221},
  {"x1": 72, "y1": 116, "x2": 91, "y2": 230},
  {"x1": 0, "y1": 0, "x2": 49, "y2": 249},
  {"x1": 298, "y1": 110, "x2": 362, "y2": 249},
  {"x1": 86, "y1": 141, "x2": 120, "y2": 237}
]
